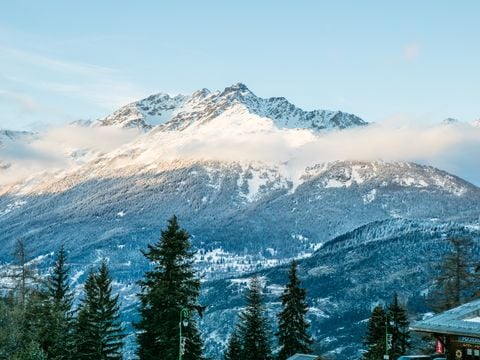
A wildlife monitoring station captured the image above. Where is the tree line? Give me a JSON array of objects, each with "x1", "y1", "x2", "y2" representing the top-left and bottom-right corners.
[
  {"x1": 0, "y1": 215, "x2": 317, "y2": 360},
  {"x1": 0, "y1": 241, "x2": 123, "y2": 360},
  {"x1": 2, "y1": 216, "x2": 475, "y2": 360}
]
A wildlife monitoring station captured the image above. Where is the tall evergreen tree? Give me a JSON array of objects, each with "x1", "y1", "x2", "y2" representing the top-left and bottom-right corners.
[
  {"x1": 363, "y1": 306, "x2": 387, "y2": 360},
  {"x1": 387, "y1": 292, "x2": 410, "y2": 358},
  {"x1": 429, "y1": 237, "x2": 478, "y2": 312},
  {"x1": 48, "y1": 245, "x2": 73, "y2": 313},
  {"x1": 136, "y1": 215, "x2": 204, "y2": 360},
  {"x1": 237, "y1": 276, "x2": 272, "y2": 360},
  {"x1": 39, "y1": 245, "x2": 74, "y2": 360},
  {"x1": 223, "y1": 327, "x2": 242, "y2": 360},
  {"x1": 276, "y1": 260, "x2": 313, "y2": 360},
  {"x1": 74, "y1": 261, "x2": 124, "y2": 360}
]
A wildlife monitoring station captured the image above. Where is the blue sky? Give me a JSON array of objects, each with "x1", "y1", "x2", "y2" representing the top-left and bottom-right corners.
[{"x1": 0, "y1": 1, "x2": 479, "y2": 130}]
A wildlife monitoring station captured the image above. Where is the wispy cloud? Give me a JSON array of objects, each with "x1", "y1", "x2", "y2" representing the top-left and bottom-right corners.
[
  {"x1": 0, "y1": 124, "x2": 141, "y2": 186},
  {"x1": 37, "y1": 80, "x2": 146, "y2": 109},
  {"x1": 0, "y1": 45, "x2": 116, "y2": 77},
  {"x1": 0, "y1": 45, "x2": 151, "y2": 116},
  {"x1": 403, "y1": 42, "x2": 421, "y2": 61}
]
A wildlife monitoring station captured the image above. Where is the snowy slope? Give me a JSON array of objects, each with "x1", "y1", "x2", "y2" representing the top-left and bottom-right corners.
[{"x1": 96, "y1": 92, "x2": 188, "y2": 130}]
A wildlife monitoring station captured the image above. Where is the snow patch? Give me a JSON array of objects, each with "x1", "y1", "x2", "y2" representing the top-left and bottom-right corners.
[{"x1": 363, "y1": 189, "x2": 377, "y2": 204}]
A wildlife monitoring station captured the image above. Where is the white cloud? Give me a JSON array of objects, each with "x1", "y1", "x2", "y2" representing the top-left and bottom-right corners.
[
  {"x1": 1, "y1": 116, "x2": 479, "y2": 191},
  {"x1": 0, "y1": 125, "x2": 141, "y2": 187},
  {"x1": 112, "y1": 110, "x2": 480, "y2": 186}
]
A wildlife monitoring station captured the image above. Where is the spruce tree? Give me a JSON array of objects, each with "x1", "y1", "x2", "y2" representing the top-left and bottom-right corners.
[
  {"x1": 40, "y1": 245, "x2": 74, "y2": 360},
  {"x1": 223, "y1": 328, "x2": 242, "y2": 360},
  {"x1": 74, "y1": 261, "x2": 124, "y2": 360},
  {"x1": 277, "y1": 260, "x2": 313, "y2": 360},
  {"x1": 74, "y1": 270, "x2": 97, "y2": 359},
  {"x1": 387, "y1": 292, "x2": 410, "y2": 358},
  {"x1": 363, "y1": 305, "x2": 387, "y2": 360},
  {"x1": 136, "y1": 215, "x2": 204, "y2": 360},
  {"x1": 237, "y1": 276, "x2": 272, "y2": 360},
  {"x1": 429, "y1": 237, "x2": 478, "y2": 312},
  {"x1": 48, "y1": 245, "x2": 73, "y2": 313}
]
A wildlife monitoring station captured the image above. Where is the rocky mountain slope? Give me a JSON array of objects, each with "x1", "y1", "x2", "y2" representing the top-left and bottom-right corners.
[{"x1": 95, "y1": 83, "x2": 367, "y2": 131}]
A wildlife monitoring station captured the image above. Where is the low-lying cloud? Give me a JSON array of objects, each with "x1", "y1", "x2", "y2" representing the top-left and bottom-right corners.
[
  {"x1": 140, "y1": 120, "x2": 480, "y2": 186},
  {"x1": 0, "y1": 125, "x2": 140, "y2": 187},
  {"x1": 1, "y1": 120, "x2": 479, "y2": 190}
]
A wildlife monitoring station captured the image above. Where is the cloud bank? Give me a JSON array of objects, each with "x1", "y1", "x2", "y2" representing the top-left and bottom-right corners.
[
  {"x1": 140, "y1": 119, "x2": 480, "y2": 186},
  {"x1": 0, "y1": 125, "x2": 140, "y2": 187},
  {"x1": 0, "y1": 120, "x2": 479, "y2": 190}
]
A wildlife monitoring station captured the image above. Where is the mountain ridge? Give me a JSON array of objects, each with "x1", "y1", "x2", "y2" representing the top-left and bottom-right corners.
[{"x1": 95, "y1": 83, "x2": 368, "y2": 132}]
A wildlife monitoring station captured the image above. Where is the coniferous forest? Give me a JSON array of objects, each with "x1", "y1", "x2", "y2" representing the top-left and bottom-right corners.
[{"x1": 0, "y1": 216, "x2": 478, "y2": 360}]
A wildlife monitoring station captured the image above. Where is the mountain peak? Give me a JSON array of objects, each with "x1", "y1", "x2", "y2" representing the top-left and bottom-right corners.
[
  {"x1": 191, "y1": 88, "x2": 211, "y2": 99},
  {"x1": 224, "y1": 82, "x2": 250, "y2": 92},
  {"x1": 97, "y1": 83, "x2": 368, "y2": 132},
  {"x1": 220, "y1": 82, "x2": 254, "y2": 98}
]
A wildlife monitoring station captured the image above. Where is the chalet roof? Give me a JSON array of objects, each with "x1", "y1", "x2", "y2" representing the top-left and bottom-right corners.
[
  {"x1": 287, "y1": 354, "x2": 320, "y2": 360},
  {"x1": 411, "y1": 298, "x2": 480, "y2": 337}
]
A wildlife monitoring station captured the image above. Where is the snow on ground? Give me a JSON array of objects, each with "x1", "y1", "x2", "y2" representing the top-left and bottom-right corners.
[
  {"x1": 362, "y1": 189, "x2": 377, "y2": 204},
  {"x1": 465, "y1": 317, "x2": 480, "y2": 323},
  {"x1": 0, "y1": 199, "x2": 27, "y2": 216}
]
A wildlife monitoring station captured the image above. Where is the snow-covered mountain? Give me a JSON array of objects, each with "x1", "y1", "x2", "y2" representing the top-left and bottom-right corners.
[
  {"x1": 95, "y1": 83, "x2": 367, "y2": 131},
  {"x1": 0, "y1": 83, "x2": 479, "y2": 359}
]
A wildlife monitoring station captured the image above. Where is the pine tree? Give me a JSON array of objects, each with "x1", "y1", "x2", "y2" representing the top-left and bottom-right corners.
[
  {"x1": 387, "y1": 292, "x2": 410, "y2": 358},
  {"x1": 277, "y1": 260, "x2": 313, "y2": 360},
  {"x1": 74, "y1": 261, "x2": 124, "y2": 360},
  {"x1": 429, "y1": 237, "x2": 478, "y2": 312},
  {"x1": 237, "y1": 276, "x2": 272, "y2": 360},
  {"x1": 48, "y1": 245, "x2": 73, "y2": 313},
  {"x1": 363, "y1": 306, "x2": 387, "y2": 360},
  {"x1": 136, "y1": 215, "x2": 204, "y2": 360},
  {"x1": 223, "y1": 328, "x2": 242, "y2": 360},
  {"x1": 74, "y1": 270, "x2": 97, "y2": 359},
  {"x1": 40, "y1": 245, "x2": 74, "y2": 360}
]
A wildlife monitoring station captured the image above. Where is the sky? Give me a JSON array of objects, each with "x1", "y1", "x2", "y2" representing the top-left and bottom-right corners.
[{"x1": 0, "y1": 1, "x2": 479, "y2": 130}]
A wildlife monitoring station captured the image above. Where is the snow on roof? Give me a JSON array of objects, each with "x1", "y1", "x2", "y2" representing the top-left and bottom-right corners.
[
  {"x1": 287, "y1": 355, "x2": 320, "y2": 360},
  {"x1": 411, "y1": 298, "x2": 480, "y2": 336}
]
